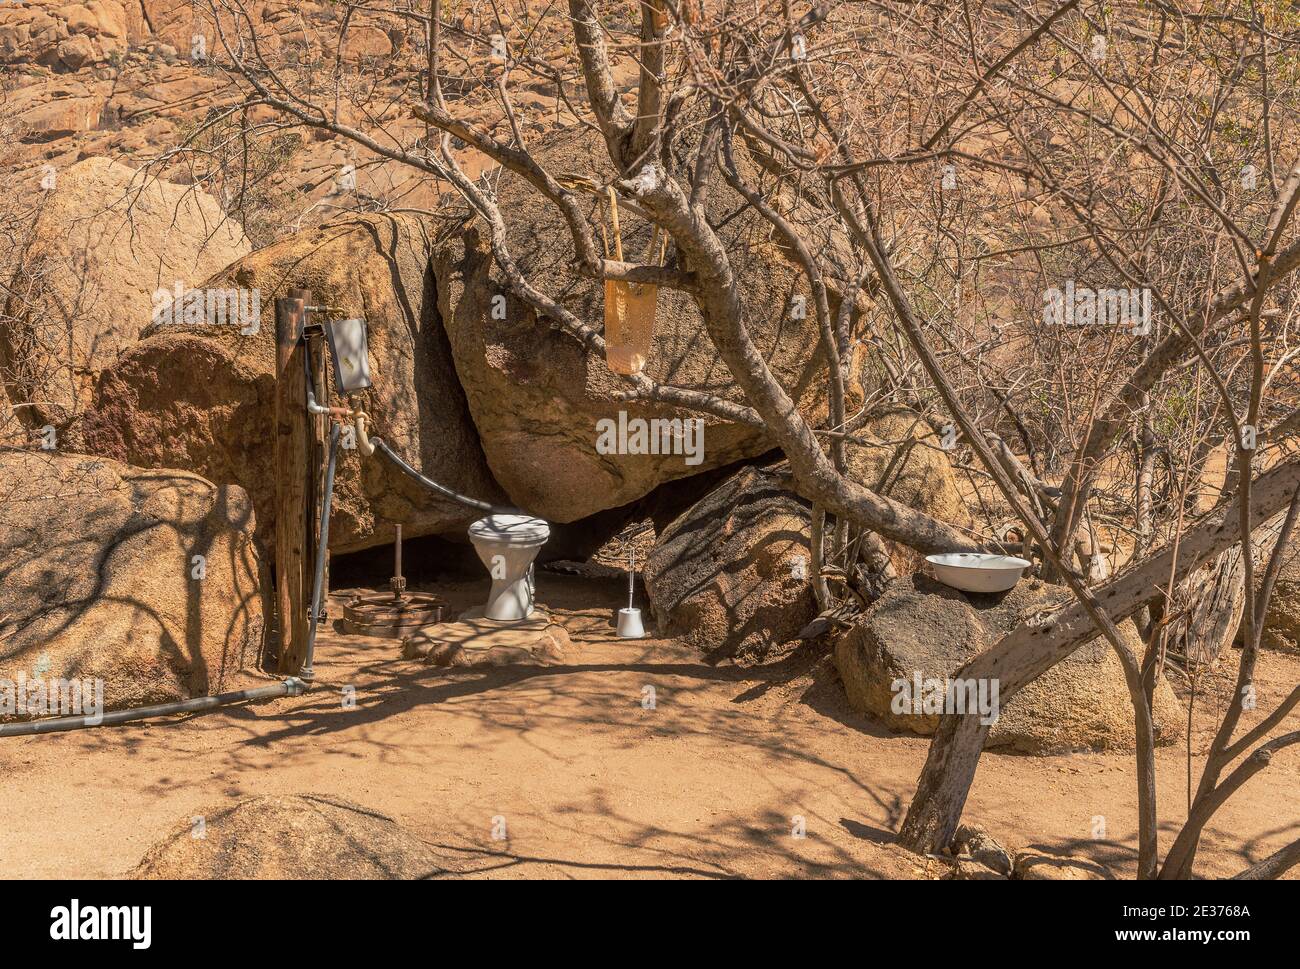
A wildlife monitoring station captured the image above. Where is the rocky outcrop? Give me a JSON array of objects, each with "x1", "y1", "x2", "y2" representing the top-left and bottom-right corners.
[
  {"x1": 6, "y1": 74, "x2": 114, "y2": 139},
  {"x1": 81, "y1": 213, "x2": 504, "y2": 553},
  {"x1": 643, "y1": 465, "x2": 817, "y2": 662},
  {"x1": 0, "y1": 450, "x2": 264, "y2": 717},
  {"x1": 432, "y1": 127, "x2": 870, "y2": 522},
  {"x1": 0, "y1": 157, "x2": 249, "y2": 444},
  {"x1": 0, "y1": 1, "x2": 288, "y2": 70},
  {"x1": 834, "y1": 573, "x2": 1184, "y2": 754},
  {"x1": 0, "y1": 1, "x2": 130, "y2": 70},
  {"x1": 132, "y1": 794, "x2": 448, "y2": 879}
]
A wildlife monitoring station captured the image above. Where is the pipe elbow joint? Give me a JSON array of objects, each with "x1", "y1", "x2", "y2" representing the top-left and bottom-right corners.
[
  {"x1": 355, "y1": 412, "x2": 376, "y2": 457},
  {"x1": 305, "y1": 390, "x2": 332, "y2": 416},
  {"x1": 283, "y1": 676, "x2": 310, "y2": 696}
]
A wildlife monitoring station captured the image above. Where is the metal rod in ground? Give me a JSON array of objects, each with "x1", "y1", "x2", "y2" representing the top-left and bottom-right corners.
[
  {"x1": 302, "y1": 422, "x2": 341, "y2": 682},
  {"x1": 392, "y1": 522, "x2": 405, "y2": 600}
]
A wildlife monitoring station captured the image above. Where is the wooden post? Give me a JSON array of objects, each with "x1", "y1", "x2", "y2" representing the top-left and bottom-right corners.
[{"x1": 274, "y1": 294, "x2": 310, "y2": 674}]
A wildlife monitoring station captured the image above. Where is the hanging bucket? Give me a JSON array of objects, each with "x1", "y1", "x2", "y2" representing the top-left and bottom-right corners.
[
  {"x1": 604, "y1": 279, "x2": 658, "y2": 375},
  {"x1": 602, "y1": 188, "x2": 663, "y2": 376}
]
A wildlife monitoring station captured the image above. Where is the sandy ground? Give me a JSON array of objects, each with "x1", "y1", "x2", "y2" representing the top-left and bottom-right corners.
[{"x1": 3, "y1": 571, "x2": 1298, "y2": 880}]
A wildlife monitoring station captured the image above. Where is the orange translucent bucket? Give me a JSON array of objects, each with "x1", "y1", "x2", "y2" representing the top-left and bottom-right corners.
[
  {"x1": 601, "y1": 188, "x2": 664, "y2": 376},
  {"x1": 604, "y1": 279, "x2": 658, "y2": 375}
]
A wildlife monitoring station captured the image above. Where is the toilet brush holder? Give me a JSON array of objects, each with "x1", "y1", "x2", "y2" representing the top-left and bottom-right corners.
[
  {"x1": 618, "y1": 546, "x2": 647, "y2": 638},
  {"x1": 617, "y1": 607, "x2": 646, "y2": 639}
]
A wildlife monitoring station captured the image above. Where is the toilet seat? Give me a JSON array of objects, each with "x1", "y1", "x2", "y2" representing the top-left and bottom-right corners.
[{"x1": 468, "y1": 514, "x2": 550, "y2": 546}]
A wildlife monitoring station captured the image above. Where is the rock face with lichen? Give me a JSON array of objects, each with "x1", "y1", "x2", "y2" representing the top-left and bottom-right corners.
[
  {"x1": 834, "y1": 573, "x2": 1184, "y2": 754},
  {"x1": 0, "y1": 1, "x2": 132, "y2": 71},
  {"x1": 644, "y1": 464, "x2": 817, "y2": 663}
]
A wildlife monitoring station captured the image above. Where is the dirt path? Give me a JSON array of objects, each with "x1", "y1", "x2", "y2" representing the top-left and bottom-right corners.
[{"x1": 3, "y1": 573, "x2": 1297, "y2": 879}]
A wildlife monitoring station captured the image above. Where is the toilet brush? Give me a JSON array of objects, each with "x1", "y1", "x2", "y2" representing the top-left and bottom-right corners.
[{"x1": 617, "y1": 546, "x2": 647, "y2": 639}]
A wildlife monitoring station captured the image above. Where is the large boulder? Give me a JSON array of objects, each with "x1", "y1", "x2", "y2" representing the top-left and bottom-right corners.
[
  {"x1": 0, "y1": 450, "x2": 263, "y2": 717},
  {"x1": 0, "y1": 158, "x2": 250, "y2": 444},
  {"x1": 845, "y1": 407, "x2": 973, "y2": 571},
  {"x1": 132, "y1": 794, "x2": 448, "y2": 879},
  {"x1": 847, "y1": 408, "x2": 970, "y2": 526},
  {"x1": 432, "y1": 127, "x2": 869, "y2": 522},
  {"x1": 81, "y1": 214, "x2": 506, "y2": 553},
  {"x1": 1261, "y1": 535, "x2": 1300, "y2": 654},
  {"x1": 644, "y1": 411, "x2": 974, "y2": 662},
  {"x1": 834, "y1": 573, "x2": 1184, "y2": 754},
  {"x1": 644, "y1": 464, "x2": 816, "y2": 663},
  {"x1": 0, "y1": 0, "x2": 277, "y2": 67}
]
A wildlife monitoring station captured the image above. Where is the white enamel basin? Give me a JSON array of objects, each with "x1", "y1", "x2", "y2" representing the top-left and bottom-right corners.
[{"x1": 925, "y1": 552, "x2": 1030, "y2": 593}]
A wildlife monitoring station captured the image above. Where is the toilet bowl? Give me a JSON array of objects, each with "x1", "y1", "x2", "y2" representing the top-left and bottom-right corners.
[{"x1": 468, "y1": 514, "x2": 551, "y2": 621}]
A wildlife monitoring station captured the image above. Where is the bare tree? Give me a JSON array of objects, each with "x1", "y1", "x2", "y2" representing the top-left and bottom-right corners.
[{"x1": 182, "y1": 0, "x2": 1300, "y2": 877}]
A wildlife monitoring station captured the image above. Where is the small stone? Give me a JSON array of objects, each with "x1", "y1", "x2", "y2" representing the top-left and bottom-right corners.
[
  {"x1": 943, "y1": 858, "x2": 1007, "y2": 881},
  {"x1": 954, "y1": 822, "x2": 1013, "y2": 876}
]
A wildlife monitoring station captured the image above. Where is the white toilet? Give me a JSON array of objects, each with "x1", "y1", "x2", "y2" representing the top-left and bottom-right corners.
[{"x1": 468, "y1": 514, "x2": 550, "y2": 621}]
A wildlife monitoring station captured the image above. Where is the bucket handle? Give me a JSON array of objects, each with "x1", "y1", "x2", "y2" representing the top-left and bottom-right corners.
[{"x1": 601, "y1": 187, "x2": 668, "y2": 269}]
